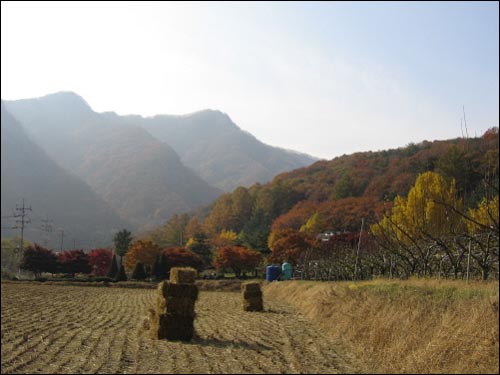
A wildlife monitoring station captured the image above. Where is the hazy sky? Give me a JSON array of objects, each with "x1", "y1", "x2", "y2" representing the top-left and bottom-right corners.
[{"x1": 2, "y1": 1, "x2": 498, "y2": 159}]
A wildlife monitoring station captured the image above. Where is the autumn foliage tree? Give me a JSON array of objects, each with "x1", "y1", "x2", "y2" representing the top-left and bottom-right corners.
[
  {"x1": 87, "y1": 248, "x2": 113, "y2": 276},
  {"x1": 124, "y1": 240, "x2": 161, "y2": 271},
  {"x1": 371, "y1": 171, "x2": 464, "y2": 277},
  {"x1": 186, "y1": 232, "x2": 212, "y2": 266},
  {"x1": 58, "y1": 249, "x2": 91, "y2": 276},
  {"x1": 20, "y1": 244, "x2": 58, "y2": 277},
  {"x1": 162, "y1": 247, "x2": 204, "y2": 272},
  {"x1": 268, "y1": 230, "x2": 319, "y2": 265},
  {"x1": 212, "y1": 246, "x2": 262, "y2": 278}
]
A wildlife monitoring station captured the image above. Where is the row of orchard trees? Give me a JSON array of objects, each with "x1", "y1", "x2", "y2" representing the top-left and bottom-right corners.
[
  {"x1": 266, "y1": 172, "x2": 498, "y2": 281},
  {"x1": 370, "y1": 171, "x2": 498, "y2": 280}
]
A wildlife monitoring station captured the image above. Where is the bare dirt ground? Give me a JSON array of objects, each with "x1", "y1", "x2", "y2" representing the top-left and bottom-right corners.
[{"x1": 1, "y1": 283, "x2": 355, "y2": 374}]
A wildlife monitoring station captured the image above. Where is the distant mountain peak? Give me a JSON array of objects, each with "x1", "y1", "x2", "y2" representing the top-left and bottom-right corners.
[{"x1": 35, "y1": 91, "x2": 93, "y2": 112}]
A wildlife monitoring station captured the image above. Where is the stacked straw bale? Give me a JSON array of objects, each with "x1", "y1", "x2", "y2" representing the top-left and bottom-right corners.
[
  {"x1": 241, "y1": 281, "x2": 263, "y2": 312},
  {"x1": 170, "y1": 267, "x2": 197, "y2": 284},
  {"x1": 150, "y1": 267, "x2": 198, "y2": 341}
]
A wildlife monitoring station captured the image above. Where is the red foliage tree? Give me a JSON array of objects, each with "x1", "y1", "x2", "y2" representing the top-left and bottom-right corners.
[
  {"x1": 212, "y1": 246, "x2": 262, "y2": 278},
  {"x1": 271, "y1": 201, "x2": 319, "y2": 232},
  {"x1": 58, "y1": 249, "x2": 91, "y2": 276},
  {"x1": 162, "y1": 247, "x2": 204, "y2": 272},
  {"x1": 87, "y1": 249, "x2": 113, "y2": 276},
  {"x1": 20, "y1": 244, "x2": 58, "y2": 277},
  {"x1": 269, "y1": 230, "x2": 319, "y2": 265}
]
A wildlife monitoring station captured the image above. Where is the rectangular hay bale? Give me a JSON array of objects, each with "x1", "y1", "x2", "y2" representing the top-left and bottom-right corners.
[
  {"x1": 165, "y1": 296, "x2": 196, "y2": 317},
  {"x1": 158, "y1": 281, "x2": 199, "y2": 300},
  {"x1": 243, "y1": 299, "x2": 263, "y2": 312},
  {"x1": 153, "y1": 313, "x2": 195, "y2": 341},
  {"x1": 242, "y1": 290, "x2": 263, "y2": 299},
  {"x1": 241, "y1": 282, "x2": 261, "y2": 293},
  {"x1": 170, "y1": 267, "x2": 197, "y2": 284}
]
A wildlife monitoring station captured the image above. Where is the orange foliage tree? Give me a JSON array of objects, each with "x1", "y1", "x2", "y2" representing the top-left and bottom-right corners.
[
  {"x1": 212, "y1": 246, "x2": 262, "y2": 277},
  {"x1": 124, "y1": 240, "x2": 161, "y2": 271}
]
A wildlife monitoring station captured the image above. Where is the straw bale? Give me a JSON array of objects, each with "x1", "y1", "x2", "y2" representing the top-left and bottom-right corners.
[
  {"x1": 170, "y1": 267, "x2": 197, "y2": 284},
  {"x1": 242, "y1": 290, "x2": 262, "y2": 299},
  {"x1": 165, "y1": 296, "x2": 196, "y2": 317},
  {"x1": 156, "y1": 296, "x2": 167, "y2": 313},
  {"x1": 243, "y1": 298, "x2": 263, "y2": 312},
  {"x1": 241, "y1": 282, "x2": 261, "y2": 293},
  {"x1": 152, "y1": 313, "x2": 195, "y2": 341},
  {"x1": 158, "y1": 281, "x2": 199, "y2": 300}
]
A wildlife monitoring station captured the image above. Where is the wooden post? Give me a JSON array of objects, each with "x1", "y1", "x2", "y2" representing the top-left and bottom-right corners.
[
  {"x1": 353, "y1": 218, "x2": 365, "y2": 281},
  {"x1": 466, "y1": 239, "x2": 472, "y2": 282}
]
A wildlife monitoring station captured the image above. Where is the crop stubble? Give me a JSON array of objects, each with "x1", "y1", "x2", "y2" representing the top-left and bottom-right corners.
[{"x1": 1, "y1": 283, "x2": 350, "y2": 374}]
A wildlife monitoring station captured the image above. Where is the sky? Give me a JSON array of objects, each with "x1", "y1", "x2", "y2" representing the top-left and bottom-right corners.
[{"x1": 1, "y1": 1, "x2": 498, "y2": 159}]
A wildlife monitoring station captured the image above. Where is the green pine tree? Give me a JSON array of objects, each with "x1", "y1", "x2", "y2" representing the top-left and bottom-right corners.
[
  {"x1": 113, "y1": 229, "x2": 133, "y2": 266},
  {"x1": 159, "y1": 252, "x2": 169, "y2": 280},
  {"x1": 107, "y1": 254, "x2": 118, "y2": 278},
  {"x1": 152, "y1": 254, "x2": 161, "y2": 281},
  {"x1": 115, "y1": 264, "x2": 128, "y2": 282},
  {"x1": 131, "y1": 262, "x2": 147, "y2": 280}
]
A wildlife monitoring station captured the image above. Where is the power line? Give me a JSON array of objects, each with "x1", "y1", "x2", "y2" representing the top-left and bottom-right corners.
[
  {"x1": 40, "y1": 215, "x2": 53, "y2": 247},
  {"x1": 13, "y1": 198, "x2": 32, "y2": 252},
  {"x1": 58, "y1": 228, "x2": 65, "y2": 252},
  {"x1": 13, "y1": 198, "x2": 32, "y2": 277}
]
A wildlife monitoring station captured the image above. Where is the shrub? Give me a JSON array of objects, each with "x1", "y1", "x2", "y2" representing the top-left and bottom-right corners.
[
  {"x1": 58, "y1": 250, "x2": 91, "y2": 276},
  {"x1": 131, "y1": 262, "x2": 147, "y2": 280},
  {"x1": 107, "y1": 254, "x2": 118, "y2": 278},
  {"x1": 115, "y1": 265, "x2": 128, "y2": 282},
  {"x1": 20, "y1": 244, "x2": 58, "y2": 277}
]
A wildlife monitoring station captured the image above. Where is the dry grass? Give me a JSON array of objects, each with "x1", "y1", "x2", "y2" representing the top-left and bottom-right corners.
[{"x1": 265, "y1": 278, "x2": 499, "y2": 374}]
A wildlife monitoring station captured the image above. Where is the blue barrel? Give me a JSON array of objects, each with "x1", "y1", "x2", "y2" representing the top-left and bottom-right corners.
[{"x1": 266, "y1": 265, "x2": 281, "y2": 282}]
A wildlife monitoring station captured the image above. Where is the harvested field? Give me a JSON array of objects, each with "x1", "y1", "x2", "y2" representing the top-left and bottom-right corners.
[{"x1": 1, "y1": 283, "x2": 354, "y2": 374}]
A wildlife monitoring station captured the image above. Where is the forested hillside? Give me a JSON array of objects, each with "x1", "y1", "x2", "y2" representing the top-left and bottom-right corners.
[{"x1": 145, "y1": 129, "x2": 499, "y2": 280}]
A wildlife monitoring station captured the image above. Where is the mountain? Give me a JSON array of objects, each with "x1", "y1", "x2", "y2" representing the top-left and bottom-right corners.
[
  {"x1": 130, "y1": 109, "x2": 318, "y2": 191},
  {"x1": 1, "y1": 103, "x2": 130, "y2": 247},
  {"x1": 4, "y1": 93, "x2": 223, "y2": 231}
]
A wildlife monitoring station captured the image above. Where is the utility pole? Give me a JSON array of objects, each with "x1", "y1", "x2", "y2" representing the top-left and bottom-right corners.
[
  {"x1": 41, "y1": 215, "x2": 53, "y2": 247},
  {"x1": 59, "y1": 229, "x2": 65, "y2": 252},
  {"x1": 13, "y1": 199, "x2": 32, "y2": 277},
  {"x1": 14, "y1": 199, "x2": 32, "y2": 253}
]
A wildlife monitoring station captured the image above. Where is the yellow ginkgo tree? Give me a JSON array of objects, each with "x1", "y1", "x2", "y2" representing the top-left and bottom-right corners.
[{"x1": 371, "y1": 171, "x2": 463, "y2": 276}]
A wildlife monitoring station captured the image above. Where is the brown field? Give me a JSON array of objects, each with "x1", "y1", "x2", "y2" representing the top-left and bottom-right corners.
[{"x1": 1, "y1": 283, "x2": 354, "y2": 374}]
